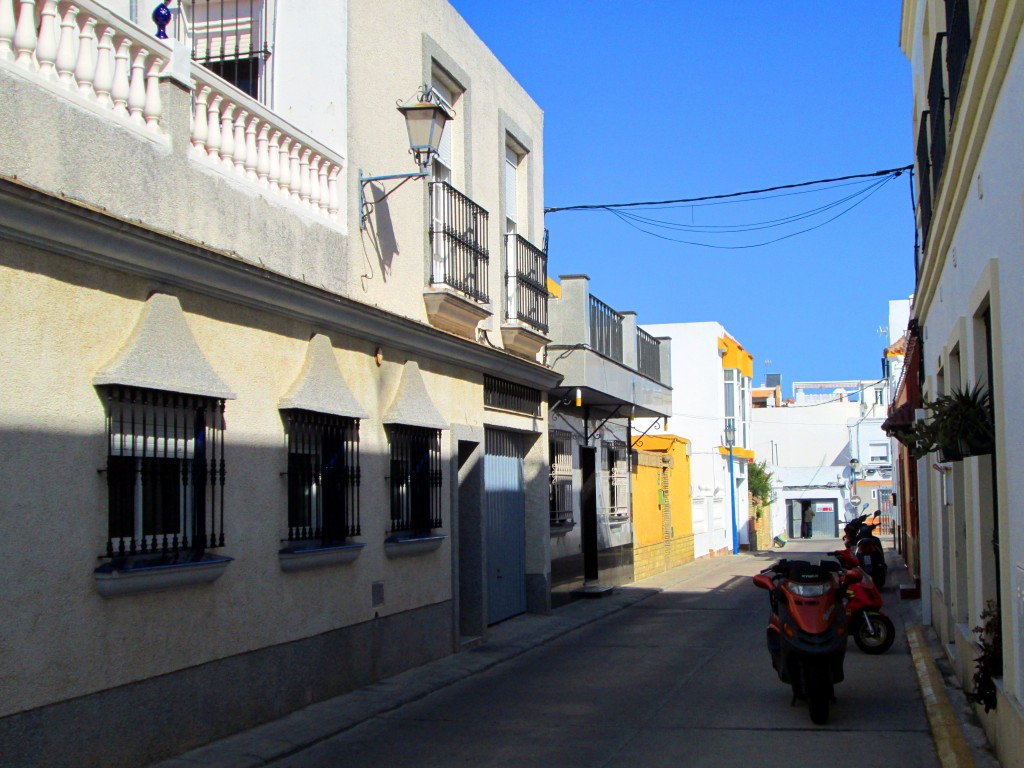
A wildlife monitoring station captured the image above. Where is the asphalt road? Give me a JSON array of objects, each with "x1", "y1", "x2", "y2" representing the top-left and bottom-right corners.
[{"x1": 267, "y1": 539, "x2": 938, "y2": 768}]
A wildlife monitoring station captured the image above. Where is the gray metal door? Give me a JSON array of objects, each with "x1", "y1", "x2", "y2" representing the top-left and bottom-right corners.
[
  {"x1": 812, "y1": 501, "x2": 838, "y2": 537},
  {"x1": 485, "y1": 429, "x2": 526, "y2": 624}
]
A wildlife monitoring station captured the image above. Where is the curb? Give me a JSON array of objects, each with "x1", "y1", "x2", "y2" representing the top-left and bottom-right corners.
[{"x1": 907, "y1": 626, "x2": 977, "y2": 768}]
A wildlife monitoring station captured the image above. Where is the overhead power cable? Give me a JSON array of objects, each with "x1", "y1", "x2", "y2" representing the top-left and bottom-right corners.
[{"x1": 544, "y1": 165, "x2": 913, "y2": 214}]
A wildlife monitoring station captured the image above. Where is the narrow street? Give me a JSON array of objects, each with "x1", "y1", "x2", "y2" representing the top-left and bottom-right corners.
[{"x1": 268, "y1": 540, "x2": 936, "y2": 768}]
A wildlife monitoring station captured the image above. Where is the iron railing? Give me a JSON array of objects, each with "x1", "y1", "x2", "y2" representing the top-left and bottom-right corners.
[
  {"x1": 945, "y1": 0, "x2": 971, "y2": 119},
  {"x1": 916, "y1": 114, "x2": 933, "y2": 247},
  {"x1": 104, "y1": 386, "x2": 226, "y2": 559},
  {"x1": 285, "y1": 411, "x2": 360, "y2": 544},
  {"x1": 190, "y1": 0, "x2": 273, "y2": 102},
  {"x1": 928, "y1": 35, "x2": 947, "y2": 196},
  {"x1": 589, "y1": 295, "x2": 624, "y2": 362},
  {"x1": 388, "y1": 425, "x2": 443, "y2": 535},
  {"x1": 429, "y1": 182, "x2": 490, "y2": 304},
  {"x1": 637, "y1": 328, "x2": 662, "y2": 381},
  {"x1": 549, "y1": 430, "x2": 574, "y2": 528},
  {"x1": 505, "y1": 234, "x2": 549, "y2": 333},
  {"x1": 484, "y1": 375, "x2": 542, "y2": 417}
]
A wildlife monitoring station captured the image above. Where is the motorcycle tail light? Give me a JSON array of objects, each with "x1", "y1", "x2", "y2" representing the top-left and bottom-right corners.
[
  {"x1": 783, "y1": 623, "x2": 795, "y2": 638},
  {"x1": 786, "y1": 581, "x2": 831, "y2": 597}
]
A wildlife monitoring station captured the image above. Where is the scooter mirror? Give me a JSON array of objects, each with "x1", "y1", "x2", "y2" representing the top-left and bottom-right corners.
[{"x1": 752, "y1": 573, "x2": 774, "y2": 591}]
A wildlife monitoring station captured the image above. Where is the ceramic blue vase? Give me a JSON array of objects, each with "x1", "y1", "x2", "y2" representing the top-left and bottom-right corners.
[{"x1": 152, "y1": 3, "x2": 171, "y2": 39}]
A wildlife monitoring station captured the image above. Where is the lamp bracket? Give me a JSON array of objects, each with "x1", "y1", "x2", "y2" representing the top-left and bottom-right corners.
[{"x1": 359, "y1": 168, "x2": 429, "y2": 229}]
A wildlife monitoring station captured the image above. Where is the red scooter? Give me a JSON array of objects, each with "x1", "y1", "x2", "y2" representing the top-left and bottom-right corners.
[
  {"x1": 832, "y1": 548, "x2": 896, "y2": 654},
  {"x1": 843, "y1": 514, "x2": 887, "y2": 588},
  {"x1": 753, "y1": 559, "x2": 862, "y2": 724}
]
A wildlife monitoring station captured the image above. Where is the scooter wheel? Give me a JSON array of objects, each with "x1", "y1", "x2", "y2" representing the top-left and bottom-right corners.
[
  {"x1": 854, "y1": 611, "x2": 895, "y2": 654},
  {"x1": 802, "y1": 659, "x2": 831, "y2": 725}
]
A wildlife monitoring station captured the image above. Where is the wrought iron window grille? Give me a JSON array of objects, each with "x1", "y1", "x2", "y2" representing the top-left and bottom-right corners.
[
  {"x1": 190, "y1": 0, "x2": 272, "y2": 102},
  {"x1": 388, "y1": 425, "x2": 443, "y2": 536},
  {"x1": 603, "y1": 440, "x2": 630, "y2": 521},
  {"x1": 549, "y1": 430, "x2": 574, "y2": 528},
  {"x1": 484, "y1": 375, "x2": 542, "y2": 417},
  {"x1": 103, "y1": 385, "x2": 226, "y2": 560},
  {"x1": 284, "y1": 410, "x2": 361, "y2": 545}
]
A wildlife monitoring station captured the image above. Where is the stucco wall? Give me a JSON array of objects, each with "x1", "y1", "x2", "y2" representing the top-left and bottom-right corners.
[
  {"x1": 347, "y1": 0, "x2": 545, "y2": 336},
  {"x1": 0, "y1": 243, "x2": 479, "y2": 717}
]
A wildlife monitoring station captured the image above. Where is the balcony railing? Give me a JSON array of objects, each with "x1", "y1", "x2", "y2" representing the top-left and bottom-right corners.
[
  {"x1": 916, "y1": 115, "x2": 932, "y2": 247},
  {"x1": 927, "y1": 34, "x2": 947, "y2": 196},
  {"x1": 504, "y1": 234, "x2": 548, "y2": 333},
  {"x1": 3, "y1": 1, "x2": 170, "y2": 131},
  {"x1": 589, "y1": 295, "x2": 623, "y2": 362},
  {"x1": 429, "y1": 181, "x2": 490, "y2": 304},
  {"x1": 1, "y1": 0, "x2": 343, "y2": 224},
  {"x1": 190, "y1": 67, "x2": 342, "y2": 221},
  {"x1": 945, "y1": 0, "x2": 971, "y2": 119},
  {"x1": 637, "y1": 327, "x2": 661, "y2": 381}
]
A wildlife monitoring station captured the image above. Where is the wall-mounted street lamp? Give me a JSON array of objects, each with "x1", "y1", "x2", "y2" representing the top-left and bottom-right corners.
[
  {"x1": 359, "y1": 85, "x2": 454, "y2": 229},
  {"x1": 724, "y1": 420, "x2": 738, "y2": 555}
]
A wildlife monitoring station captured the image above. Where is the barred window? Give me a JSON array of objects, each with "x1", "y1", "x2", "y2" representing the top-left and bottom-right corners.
[
  {"x1": 191, "y1": 0, "x2": 271, "y2": 102},
  {"x1": 603, "y1": 440, "x2": 629, "y2": 521},
  {"x1": 549, "y1": 430, "x2": 573, "y2": 527},
  {"x1": 104, "y1": 386, "x2": 226, "y2": 559},
  {"x1": 285, "y1": 411, "x2": 360, "y2": 545},
  {"x1": 389, "y1": 426, "x2": 442, "y2": 535}
]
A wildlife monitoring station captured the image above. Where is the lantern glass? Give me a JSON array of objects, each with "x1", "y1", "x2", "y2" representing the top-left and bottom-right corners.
[
  {"x1": 399, "y1": 101, "x2": 449, "y2": 161},
  {"x1": 724, "y1": 422, "x2": 737, "y2": 447}
]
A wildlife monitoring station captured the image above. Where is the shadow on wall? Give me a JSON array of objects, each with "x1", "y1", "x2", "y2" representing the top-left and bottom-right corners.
[{"x1": 363, "y1": 181, "x2": 400, "y2": 282}]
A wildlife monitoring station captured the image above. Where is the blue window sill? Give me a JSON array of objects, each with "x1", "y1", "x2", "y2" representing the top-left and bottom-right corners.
[
  {"x1": 384, "y1": 533, "x2": 447, "y2": 558},
  {"x1": 94, "y1": 552, "x2": 233, "y2": 598},
  {"x1": 278, "y1": 541, "x2": 365, "y2": 572}
]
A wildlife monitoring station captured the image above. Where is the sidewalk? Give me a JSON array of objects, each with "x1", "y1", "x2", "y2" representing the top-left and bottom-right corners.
[{"x1": 147, "y1": 542, "x2": 996, "y2": 768}]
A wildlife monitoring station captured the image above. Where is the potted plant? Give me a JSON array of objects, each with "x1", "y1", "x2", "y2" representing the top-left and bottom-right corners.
[
  {"x1": 928, "y1": 382, "x2": 994, "y2": 460},
  {"x1": 967, "y1": 601, "x2": 1002, "y2": 713}
]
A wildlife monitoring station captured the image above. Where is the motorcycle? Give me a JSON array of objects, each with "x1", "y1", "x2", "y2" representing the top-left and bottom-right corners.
[
  {"x1": 843, "y1": 513, "x2": 888, "y2": 588},
  {"x1": 753, "y1": 558, "x2": 861, "y2": 725},
  {"x1": 831, "y1": 547, "x2": 896, "y2": 654}
]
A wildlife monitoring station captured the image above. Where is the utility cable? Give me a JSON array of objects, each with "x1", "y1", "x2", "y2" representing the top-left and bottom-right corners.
[{"x1": 544, "y1": 165, "x2": 913, "y2": 214}]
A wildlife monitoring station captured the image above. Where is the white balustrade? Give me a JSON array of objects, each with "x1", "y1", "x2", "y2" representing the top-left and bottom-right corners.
[
  {"x1": 2, "y1": 0, "x2": 345, "y2": 224},
  {"x1": 0, "y1": 0, "x2": 16, "y2": 62},
  {"x1": 55, "y1": 4, "x2": 76, "y2": 87},
  {"x1": 74, "y1": 15, "x2": 97, "y2": 97},
  {"x1": 3, "y1": 1, "x2": 167, "y2": 134}
]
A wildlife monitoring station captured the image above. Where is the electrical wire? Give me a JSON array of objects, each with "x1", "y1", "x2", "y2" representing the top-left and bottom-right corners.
[
  {"x1": 604, "y1": 173, "x2": 895, "y2": 249},
  {"x1": 544, "y1": 165, "x2": 912, "y2": 213},
  {"x1": 607, "y1": 176, "x2": 891, "y2": 234}
]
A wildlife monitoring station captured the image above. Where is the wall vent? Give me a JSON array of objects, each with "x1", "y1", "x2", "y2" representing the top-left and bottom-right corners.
[{"x1": 372, "y1": 581, "x2": 385, "y2": 607}]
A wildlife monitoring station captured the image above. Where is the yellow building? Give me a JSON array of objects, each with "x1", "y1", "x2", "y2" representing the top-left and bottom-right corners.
[{"x1": 630, "y1": 435, "x2": 694, "y2": 580}]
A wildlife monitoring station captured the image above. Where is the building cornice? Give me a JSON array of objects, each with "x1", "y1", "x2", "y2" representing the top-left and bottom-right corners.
[{"x1": 0, "y1": 176, "x2": 563, "y2": 391}]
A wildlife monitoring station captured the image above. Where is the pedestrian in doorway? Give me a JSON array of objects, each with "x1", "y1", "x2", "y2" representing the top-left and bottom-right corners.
[{"x1": 801, "y1": 503, "x2": 815, "y2": 538}]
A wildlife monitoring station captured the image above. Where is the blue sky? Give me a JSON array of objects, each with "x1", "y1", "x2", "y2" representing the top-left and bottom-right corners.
[{"x1": 448, "y1": 1, "x2": 914, "y2": 392}]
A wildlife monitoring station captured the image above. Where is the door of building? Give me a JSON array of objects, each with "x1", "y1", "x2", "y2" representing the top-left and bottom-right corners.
[
  {"x1": 812, "y1": 501, "x2": 838, "y2": 537},
  {"x1": 485, "y1": 429, "x2": 526, "y2": 624}
]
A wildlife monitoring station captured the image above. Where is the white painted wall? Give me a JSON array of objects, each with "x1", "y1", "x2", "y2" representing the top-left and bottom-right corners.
[{"x1": 640, "y1": 321, "x2": 747, "y2": 557}]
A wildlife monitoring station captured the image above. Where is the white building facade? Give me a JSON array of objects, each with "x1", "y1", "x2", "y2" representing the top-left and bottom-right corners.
[
  {"x1": 641, "y1": 322, "x2": 752, "y2": 557},
  {"x1": 902, "y1": 1, "x2": 1024, "y2": 763},
  {"x1": 0, "y1": 1, "x2": 562, "y2": 765}
]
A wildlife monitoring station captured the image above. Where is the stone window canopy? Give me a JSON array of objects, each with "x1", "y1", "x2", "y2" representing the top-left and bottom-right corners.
[
  {"x1": 93, "y1": 293, "x2": 235, "y2": 400},
  {"x1": 383, "y1": 361, "x2": 448, "y2": 430},
  {"x1": 279, "y1": 334, "x2": 368, "y2": 418}
]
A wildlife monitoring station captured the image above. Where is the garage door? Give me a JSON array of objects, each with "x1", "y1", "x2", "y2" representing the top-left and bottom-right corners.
[{"x1": 485, "y1": 429, "x2": 526, "y2": 624}]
